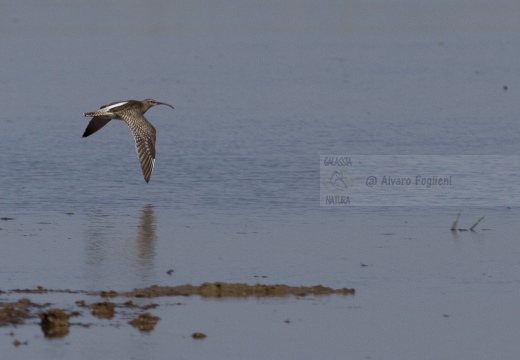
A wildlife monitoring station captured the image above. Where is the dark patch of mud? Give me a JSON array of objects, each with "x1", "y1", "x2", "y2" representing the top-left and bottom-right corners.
[
  {"x1": 0, "y1": 298, "x2": 42, "y2": 327},
  {"x1": 40, "y1": 309, "x2": 70, "y2": 338},
  {"x1": 13, "y1": 339, "x2": 29, "y2": 346},
  {"x1": 76, "y1": 301, "x2": 116, "y2": 319},
  {"x1": 12, "y1": 286, "x2": 85, "y2": 295},
  {"x1": 192, "y1": 332, "x2": 207, "y2": 339},
  {"x1": 129, "y1": 312, "x2": 160, "y2": 332},
  {"x1": 118, "y1": 283, "x2": 355, "y2": 298}
]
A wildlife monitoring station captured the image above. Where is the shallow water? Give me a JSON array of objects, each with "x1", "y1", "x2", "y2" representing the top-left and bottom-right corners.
[{"x1": 1, "y1": 1, "x2": 520, "y2": 359}]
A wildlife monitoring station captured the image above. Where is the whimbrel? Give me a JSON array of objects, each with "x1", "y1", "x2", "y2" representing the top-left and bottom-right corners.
[{"x1": 82, "y1": 99, "x2": 174, "y2": 183}]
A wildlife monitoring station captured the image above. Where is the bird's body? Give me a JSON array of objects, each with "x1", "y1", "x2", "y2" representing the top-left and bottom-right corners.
[{"x1": 82, "y1": 99, "x2": 174, "y2": 183}]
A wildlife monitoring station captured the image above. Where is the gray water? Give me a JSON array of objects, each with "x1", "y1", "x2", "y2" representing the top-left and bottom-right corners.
[{"x1": 1, "y1": 1, "x2": 520, "y2": 359}]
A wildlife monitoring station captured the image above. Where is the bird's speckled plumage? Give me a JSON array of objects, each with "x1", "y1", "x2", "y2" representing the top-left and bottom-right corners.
[{"x1": 82, "y1": 99, "x2": 174, "y2": 183}]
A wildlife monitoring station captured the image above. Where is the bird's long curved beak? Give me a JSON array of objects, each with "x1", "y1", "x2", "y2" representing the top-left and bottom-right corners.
[{"x1": 158, "y1": 102, "x2": 174, "y2": 109}]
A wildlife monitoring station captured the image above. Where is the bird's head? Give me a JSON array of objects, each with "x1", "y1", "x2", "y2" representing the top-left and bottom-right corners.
[{"x1": 142, "y1": 99, "x2": 174, "y2": 112}]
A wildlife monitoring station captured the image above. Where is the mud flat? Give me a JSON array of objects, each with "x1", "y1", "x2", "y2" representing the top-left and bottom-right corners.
[
  {"x1": 116, "y1": 282, "x2": 355, "y2": 298},
  {"x1": 0, "y1": 282, "x2": 354, "y2": 338}
]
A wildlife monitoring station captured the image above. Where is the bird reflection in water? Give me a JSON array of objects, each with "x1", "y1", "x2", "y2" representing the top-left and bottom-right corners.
[
  {"x1": 135, "y1": 204, "x2": 157, "y2": 266},
  {"x1": 84, "y1": 205, "x2": 157, "y2": 285}
]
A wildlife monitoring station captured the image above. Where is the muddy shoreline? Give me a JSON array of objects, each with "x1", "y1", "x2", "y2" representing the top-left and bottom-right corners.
[{"x1": 1, "y1": 282, "x2": 354, "y2": 342}]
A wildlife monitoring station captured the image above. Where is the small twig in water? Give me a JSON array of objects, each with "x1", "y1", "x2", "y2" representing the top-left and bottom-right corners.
[
  {"x1": 470, "y1": 216, "x2": 485, "y2": 231},
  {"x1": 451, "y1": 210, "x2": 461, "y2": 231}
]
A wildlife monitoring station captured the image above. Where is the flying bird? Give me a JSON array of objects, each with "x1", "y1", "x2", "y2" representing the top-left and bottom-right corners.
[{"x1": 82, "y1": 99, "x2": 174, "y2": 183}]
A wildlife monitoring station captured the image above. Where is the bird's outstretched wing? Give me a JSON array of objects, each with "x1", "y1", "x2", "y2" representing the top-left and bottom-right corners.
[
  {"x1": 120, "y1": 111, "x2": 157, "y2": 183},
  {"x1": 82, "y1": 116, "x2": 112, "y2": 138}
]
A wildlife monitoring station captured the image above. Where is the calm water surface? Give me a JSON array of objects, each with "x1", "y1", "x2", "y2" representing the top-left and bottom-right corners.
[{"x1": 1, "y1": 1, "x2": 520, "y2": 359}]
